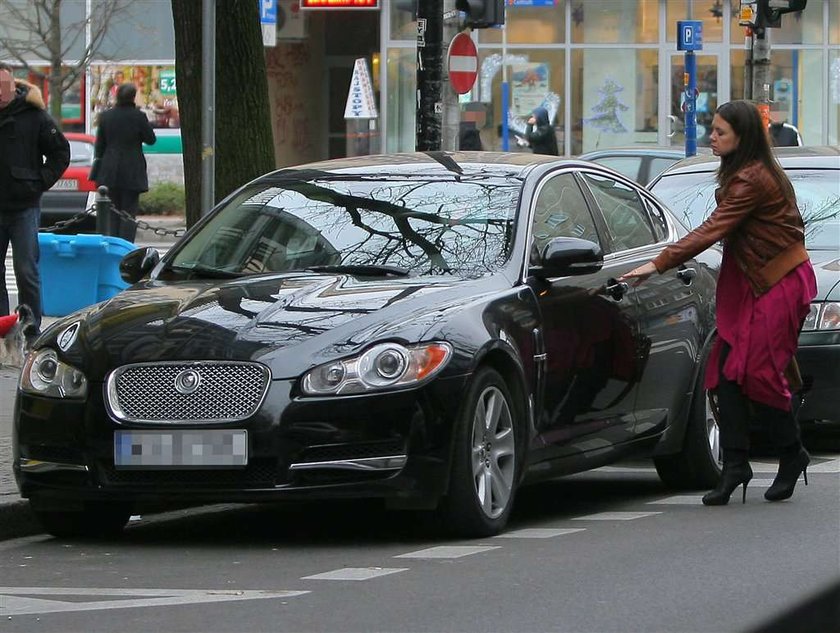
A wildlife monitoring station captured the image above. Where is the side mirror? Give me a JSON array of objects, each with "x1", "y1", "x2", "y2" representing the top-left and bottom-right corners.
[
  {"x1": 120, "y1": 247, "x2": 160, "y2": 284},
  {"x1": 530, "y1": 237, "x2": 603, "y2": 278}
]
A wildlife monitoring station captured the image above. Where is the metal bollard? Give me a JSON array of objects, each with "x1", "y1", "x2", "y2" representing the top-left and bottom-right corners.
[{"x1": 95, "y1": 185, "x2": 112, "y2": 236}]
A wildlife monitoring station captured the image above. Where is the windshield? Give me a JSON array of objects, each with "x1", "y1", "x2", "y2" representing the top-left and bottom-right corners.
[
  {"x1": 69, "y1": 140, "x2": 93, "y2": 165},
  {"x1": 651, "y1": 169, "x2": 840, "y2": 250},
  {"x1": 169, "y1": 173, "x2": 522, "y2": 278}
]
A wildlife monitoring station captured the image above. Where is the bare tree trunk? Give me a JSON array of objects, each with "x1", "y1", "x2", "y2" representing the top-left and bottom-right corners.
[
  {"x1": 171, "y1": 0, "x2": 275, "y2": 227},
  {"x1": 47, "y1": 0, "x2": 63, "y2": 125}
]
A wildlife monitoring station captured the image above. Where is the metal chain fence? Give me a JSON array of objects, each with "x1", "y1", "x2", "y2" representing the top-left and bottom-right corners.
[{"x1": 40, "y1": 203, "x2": 186, "y2": 238}]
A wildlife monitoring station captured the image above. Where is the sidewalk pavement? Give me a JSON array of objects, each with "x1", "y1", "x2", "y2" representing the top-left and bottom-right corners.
[{"x1": 0, "y1": 217, "x2": 186, "y2": 539}]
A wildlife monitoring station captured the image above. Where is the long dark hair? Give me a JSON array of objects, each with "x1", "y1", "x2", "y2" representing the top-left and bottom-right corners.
[
  {"x1": 715, "y1": 100, "x2": 794, "y2": 200},
  {"x1": 116, "y1": 83, "x2": 137, "y2": 107}
]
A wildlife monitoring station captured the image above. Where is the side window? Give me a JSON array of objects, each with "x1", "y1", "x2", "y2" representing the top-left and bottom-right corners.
[
  {"x1": 596, "y1": 157, "x2": 642, "y2": 183},
  {"x1": 643, "y1": 198, "x2": 668, "y2": 242},
  {"x1": 531, "y1": 173, "x2": 600, "y2": 258},
  {"x1": 580, "y1": 173, "x2": 656, "y2": 251}
]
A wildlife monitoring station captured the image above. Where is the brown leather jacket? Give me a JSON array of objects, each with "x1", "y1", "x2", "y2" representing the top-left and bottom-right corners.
[{"x1": 653, "y1": 160, "x2": 809, "y2": 296}]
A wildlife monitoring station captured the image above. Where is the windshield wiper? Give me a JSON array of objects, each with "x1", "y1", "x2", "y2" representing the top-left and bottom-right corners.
[
  {"x1": 306, "y1": 264, "x2": 411, "y2": 277},
  {"x1": 164, "y1": 263, "x2": 245, "y2": 279}
]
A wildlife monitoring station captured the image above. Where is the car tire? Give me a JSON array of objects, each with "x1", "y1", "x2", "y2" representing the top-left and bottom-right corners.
[
  {"x1": 439, "y1": 367, "x2": 521, "y2": 537},
  {"x1": 32, "y1": 502, "x2": 133, "y2": 539},
  {"x1": 654, "y1": 342, "x2": 722, "y2": 490}
]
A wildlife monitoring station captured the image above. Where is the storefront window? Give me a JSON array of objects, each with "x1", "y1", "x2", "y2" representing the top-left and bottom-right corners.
[
  {"x1": 475, "y1": 48, "x2": 565, "y2": 153},
  {"x1": 571, "y1": 0, "x2": 657, "y2": 44},
  {"x1": 480, "y1": 2, "x2": 564, "y2": 44},
  {"x1": 385, "y1": 48, "x2": 417, "y2": 153},
  {"x1": 571, "y1": 49, "x2": 658, "y2": 154},
  {"x1": 667, "y1": 0, "x2": 726, "y2": 43},
  {"x1": 91, "y1": 64, "x2": 179, "y2": 132},
  {"x1": 731, "y1": 49, "x2": 825, "y2": 145},
  {"x1": 830, "y1": 50, "x2": 840, "y2": 145},
  {"x1": 768, "y1": 2, "x2": 824, "y2": 44},
  {"x1": 830, "y1": 0, "x2": 840, "y2": 44},
  {"x1": 390, "y1": 2, "x2": 417, "y2": 41},
  {"x1": 92, "y1": 0, "x2": 175, "y2": 60}
]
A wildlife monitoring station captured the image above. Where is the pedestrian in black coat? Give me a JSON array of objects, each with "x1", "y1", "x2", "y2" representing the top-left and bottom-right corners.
[
  {"x1": 90, "y1": 83, "x2": 157, "y2": 242},
  {"x1": 524, "y1": 106, "x2": 559, "y2": 156},
  {"x1": 0, "y1": 62, "x2": 70, "y2": 339}
]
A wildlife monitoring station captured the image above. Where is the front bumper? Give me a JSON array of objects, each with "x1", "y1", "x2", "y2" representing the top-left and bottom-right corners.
[{"x1": 13, "y1": 374, "x2": 469, "y2": 509}]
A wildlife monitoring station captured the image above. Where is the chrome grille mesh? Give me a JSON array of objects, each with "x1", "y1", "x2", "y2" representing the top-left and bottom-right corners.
[{"x1": 107, "y1": 362, "x2": 270, "y2": 423}]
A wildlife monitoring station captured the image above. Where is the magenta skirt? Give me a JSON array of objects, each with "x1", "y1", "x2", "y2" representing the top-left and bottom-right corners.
[{"x1": 705, "y1": 250, "x2": 817, "y2": 411}]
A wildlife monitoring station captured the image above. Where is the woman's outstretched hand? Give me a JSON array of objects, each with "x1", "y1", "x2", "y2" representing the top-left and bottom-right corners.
[{"x1": 619, "y1": 261, "x2": 658, "y2": 287}]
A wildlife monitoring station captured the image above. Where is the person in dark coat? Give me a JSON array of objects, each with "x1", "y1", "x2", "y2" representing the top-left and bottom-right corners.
[
  {"x1": 459, "y1": 127, "x2": 483, "y2": 151},
  {"x1": 90, "y1": 83, "x2": 157, "y2": 242},
  {"x1": 0, "y1": 62, "x2": 70, "y2": 341},
  {"x1": 524, "y1": 106, "x2": 559, "y2": 156}
]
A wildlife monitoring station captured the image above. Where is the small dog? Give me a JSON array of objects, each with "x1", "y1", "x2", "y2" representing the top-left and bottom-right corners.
[{"x1": 0, "y1": 304, "x2": 35, "y2": 369}]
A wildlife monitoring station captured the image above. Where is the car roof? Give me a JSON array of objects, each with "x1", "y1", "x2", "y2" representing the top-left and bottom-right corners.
[
  {"x1": 578, "y1": 146, "x2": 712, "y2": 159},
  {"x1": 655, "y1": 145, "x2": 840, "y2": 177},
  {"x1": 259, "y1": 152, "x2": 582, "y2": 183}
]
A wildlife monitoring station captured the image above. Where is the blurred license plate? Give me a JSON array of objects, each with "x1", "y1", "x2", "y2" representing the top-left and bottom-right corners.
[
  {"x1": 114, "y1": 430, "x2": 248, "y2": 468},
  {"x1": 51, "y1": 179, "x2": 78, "y2": 191}
]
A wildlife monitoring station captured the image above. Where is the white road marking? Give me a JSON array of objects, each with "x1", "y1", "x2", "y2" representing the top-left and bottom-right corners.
[
  {"x1": 572, "y1": 511, "x2": 662, "y2": 521},
  {"x1": 0, "y1": 587, "x2": 309, "y2": 616},
  {"x1": 647, "y1": 495, "x2": 705, "y2": 505},
  {"x1": 394, "y1": 545, "x2": 500, "y2": 559},
  {"x1": 301, "y1": 567, "x2": 408, "y2": 581},
  {"x1": 495, "y1": 528, "x2": 586, "y2": 539}
]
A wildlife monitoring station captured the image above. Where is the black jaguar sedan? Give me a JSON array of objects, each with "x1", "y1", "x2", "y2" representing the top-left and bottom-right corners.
[{"x1": 15, "y1": 152, "x2": 723, "y2": 538}]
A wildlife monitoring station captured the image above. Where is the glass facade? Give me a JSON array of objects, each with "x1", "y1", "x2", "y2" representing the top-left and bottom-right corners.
[{"x1": 384, "y1": 0, "x2": 840, "y2": 154}]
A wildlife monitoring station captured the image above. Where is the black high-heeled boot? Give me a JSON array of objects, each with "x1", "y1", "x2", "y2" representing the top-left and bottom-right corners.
[
  {"x1": 702, "y1": 462, "x2": 753, "y2": 506},
  {"x1": 765, "y1": 448, "x2": 810, "y2": 502}
]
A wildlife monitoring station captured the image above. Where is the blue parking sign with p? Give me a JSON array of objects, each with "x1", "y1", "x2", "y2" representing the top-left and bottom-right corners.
[
  {"x1": 677, "y1": 20, "x2": 703, "y2": 51},
  {"x1": 260, "y1": 0, "x2": 276, "y2": 24}
]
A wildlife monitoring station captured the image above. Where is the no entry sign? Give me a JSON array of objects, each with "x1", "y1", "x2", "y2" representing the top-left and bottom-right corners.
[{"x1": 447, "y1": 32, "x2": 478, "y2": 94}]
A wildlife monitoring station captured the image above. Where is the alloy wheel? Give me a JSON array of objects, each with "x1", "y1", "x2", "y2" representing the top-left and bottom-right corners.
[{"x1": 470, "y1": 385, "x2": 516, "y2": 519}]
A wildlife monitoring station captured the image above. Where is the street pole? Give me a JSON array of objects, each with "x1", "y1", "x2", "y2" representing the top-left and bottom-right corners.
[
  {"x1": 751, "y1": 27, "x2": 772, "y2": 127},
  {"x1": 416, "y1": 0, "x2": 443, "y2": 151},
  {"x1": 501, "y1": 18, "x2": 509, "y2": 151},
  {"x1": 201, "y1": 0, "x2": 216, "y2": 215},
  {"x1": 440, "y1": 0, "x2": 460, "y2": 151}
]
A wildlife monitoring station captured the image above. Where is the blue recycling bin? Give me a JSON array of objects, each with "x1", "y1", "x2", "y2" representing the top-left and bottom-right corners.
[{"x1": 38, "y1": 233, "x2": 136, "y2": 317}]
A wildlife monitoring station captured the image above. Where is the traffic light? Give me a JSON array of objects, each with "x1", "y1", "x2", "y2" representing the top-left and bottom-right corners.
[
  {"x1": 456, "y1": 0, "x2": 505, "y2": 29},
  {"x1": 756, "y1": 0, "x2": 807, "y2": 29}
]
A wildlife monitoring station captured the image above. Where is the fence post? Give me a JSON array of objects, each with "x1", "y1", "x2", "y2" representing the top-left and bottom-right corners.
[{"x1": 95, "y1": 186, "x2": 112, "y2": 236}]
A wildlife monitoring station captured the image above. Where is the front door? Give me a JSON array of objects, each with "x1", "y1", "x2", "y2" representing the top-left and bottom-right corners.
[{"x1": 528, "y1": 171, "x2": 642, "y2": 459}]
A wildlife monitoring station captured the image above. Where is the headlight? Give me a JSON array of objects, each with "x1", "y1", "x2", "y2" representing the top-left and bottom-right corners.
[
  {"x1": 301, "y1": 342, "x2": 452, "y2": 396},
  {"x1": 802, "y1": 302, "x2": 840, "y2": 332},
  {"x1": 19, "y1": 348, "x2": 88, "y2": 399}
]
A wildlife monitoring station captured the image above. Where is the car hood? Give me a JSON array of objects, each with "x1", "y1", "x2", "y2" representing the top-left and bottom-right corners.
[
  {"x1": 810, "y1": 250, "x2": 840, "y2": 301},
  {"x1": 47, "y1": 272, "x2": 502, "y2": 380}
]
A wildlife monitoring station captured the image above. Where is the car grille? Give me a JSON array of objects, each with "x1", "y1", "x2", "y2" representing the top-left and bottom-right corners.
[{"x1": 106, "y1": 361, "x2": 270, "y2": 423}]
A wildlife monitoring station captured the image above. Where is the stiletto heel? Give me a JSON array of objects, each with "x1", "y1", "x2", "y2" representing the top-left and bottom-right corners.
[
  {"x1": 702, "y1": 463, "x2": 753, "y2": 506},
  {"x1": 765, "y1": 448, "x2": 810, "y2": 501}
]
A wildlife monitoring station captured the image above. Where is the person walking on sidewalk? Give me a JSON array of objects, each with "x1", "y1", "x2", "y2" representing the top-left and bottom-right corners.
[
  {"x1": 523, "y1": 106, "x2": 558, "y2": 156},
  {"x1": 0, "y1": 62, "x2": 70, "y2": 343},
  {"x1": 90, "y1": 82, "x2": 156, "y2": 242},
  {"x1": 620, "y1": 100, "x2": 817, "y2": 506}
]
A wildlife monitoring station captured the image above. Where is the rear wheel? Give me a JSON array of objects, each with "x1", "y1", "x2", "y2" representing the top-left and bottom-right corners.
[
  {"x1": 654, "y1": 344, "x2": 722, "y2": 489},
  {"x1": 439, "y1": 367, "x2": 521, "y2": 537},
  {"x1": 32, "y1": 501, "x2": 132, "y2": 539}
]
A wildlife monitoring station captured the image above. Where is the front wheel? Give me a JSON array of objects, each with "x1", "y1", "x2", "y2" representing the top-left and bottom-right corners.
[
  {"x1": 32, "y1": 501, "x2": 133, "y2": 539},
  {"x1": 654, "y1": 343, "x2": 722, "y2": 489},
  {"x1": 439, "y1": 367, "x2": 521, "y2": 537}
]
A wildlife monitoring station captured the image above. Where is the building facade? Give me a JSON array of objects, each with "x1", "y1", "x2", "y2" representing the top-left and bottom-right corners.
[{"x1": 3, "y1": 0, "x2": 838, "y2": 169}]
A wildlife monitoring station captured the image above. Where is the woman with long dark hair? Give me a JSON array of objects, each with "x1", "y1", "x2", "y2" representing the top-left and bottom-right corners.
[{"x1": 621, "y1": 100, "x2": 817, "y2": 506}]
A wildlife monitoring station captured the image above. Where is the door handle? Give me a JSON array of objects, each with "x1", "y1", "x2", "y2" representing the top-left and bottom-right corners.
[
  {"x1": 605, "y1": 278, "x2": 629, "y2": 301},
  {"x1": 677, "y1": 265, "x2": 697, "y2": 285},
  {"x1": 667, "y1": 114, "x2": 678, "y2": 139}
]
